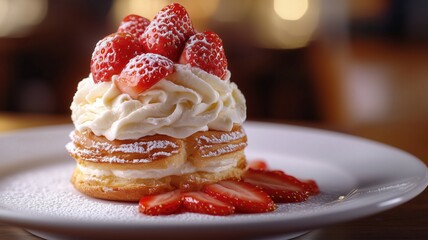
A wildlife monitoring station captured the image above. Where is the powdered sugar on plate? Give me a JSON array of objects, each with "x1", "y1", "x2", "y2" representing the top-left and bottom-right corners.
[
  {"x1": 1, "y1": 123, "x2": 426, "y2": 239},
  {"x1": 0, "y1": 161, "x2": 337, "y2": 224}
]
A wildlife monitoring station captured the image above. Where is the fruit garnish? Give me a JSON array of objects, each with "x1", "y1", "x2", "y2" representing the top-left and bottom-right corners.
[
  {"x1": 259, "y1": 168, "x2": 320, "y2": 196},
  {"x1": 138, "y1": 190, "x2": 182, "y2": 215},
  {"x1": 140, "y1": 3, "x2": 195, "y2": 62},
  {"x1": 248, "y1": 159, "x2": 268, "y2": 171},
  {"x1": 243, "y1": 169, "x2": 311, "y2": 203},
  {"x1": 203, "y1": 180, "x2": 276, "y2": 213},
  {"x1": 137, "y1": 169, "x2": 319, "y2": 216},
  {"x1": 181, "y1": 192, "x2": 235, "y2": 216},
  {"x1": 117, "y1": 14, "x2": 151, "y2": 39},
  {"x1": 90, "y1": 33, "x2": 143, "y2": 83},
  {"x1": 179, "y1": 31, "x2": 228, "y2": 80},
  {"x1": 115, "y1": 53, "x2": 174, "y2": 99},
  {"x1": 300, "y1": 179, "x2": 320, "y2": 195}
]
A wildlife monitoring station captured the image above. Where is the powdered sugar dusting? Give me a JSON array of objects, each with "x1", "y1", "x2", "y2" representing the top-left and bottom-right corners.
[
  {"x1": 143, "y1": 3, "x2": 193, "y2": 49},
  {"x1": 119, "y1": 53, "x2": 174, "y2": 89},
  {"x1": 180, "y1": 31, "x2": 227, "y2": 79},
  {"x1": 70, "y1": 131, "x2": 178, "y2": 154},
  {"x1": 117, "y1": 14, "x2": 150, "y2": 38},
  {"x1": 201, "y1": 142, "x2": 247, "y2": 157},
  {"x1": 0, "y1": 161, "x2": 336, "y2": 224},
  {"x1": 67, "y1": 142, "x2": 177, "y2": 164},
  {"x1": 194, "y1": 128, "x2": 247, "y2": 157},
  {"x1": 197, "y1": 130, "x2": 246, "y2": 145},
  {"x1": 185, "y1": 33, "x2": 210, "y2": 50},
  {"x1": 67, "y1": 131, "x2": 180, "y2": 163}
]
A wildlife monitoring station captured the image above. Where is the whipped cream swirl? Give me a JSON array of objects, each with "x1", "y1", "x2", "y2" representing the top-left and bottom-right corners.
[{"x1": 71, "y1": 64, "x2": 246, "y2": 140}]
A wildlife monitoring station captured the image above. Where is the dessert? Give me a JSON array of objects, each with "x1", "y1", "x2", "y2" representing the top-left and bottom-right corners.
[
  {"x1": 67, "y1": 3, "x2": 319, "y2": 216},
  {"x1": 67, "y1": 3, "x2": 247, "y2": 202}
]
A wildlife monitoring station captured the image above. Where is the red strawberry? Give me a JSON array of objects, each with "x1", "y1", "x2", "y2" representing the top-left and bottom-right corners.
[
  {"x1": 264, "y1": 169, "x2": 320, "y2": 195},
  {"x1": 90, "y1": 33, "x2": 143, "y2": 83},
  {"x1": 248, "y1": 159, "x2": 268, "y2": 171},
  {"x1": 179, "y1": 31, "x2": 228, "y2": 79},
  {"x1": 203, "y1": 180, "x2": 276, "y2": 213},
  {"x1": 140, "y1": 3, "x2": 195, "y2": 61},
  {"x1": 243, "y1": 169, "x2": 310, "y2": 203},
  {"x1": 139, "y1": 190, "x2": 182, "y2": 216},
  {"x1": 115, "y1": 53, "x2": 174, "y2": 98},
  {"x1": 300, "y1": 179, "x2": 320, "y2": 195},
  {"x1": 117, "y1": 14, "x2": 150, "y2": 39},
  {"x1": 181, "y1": 192, "x2": 235, "y2": 216}
]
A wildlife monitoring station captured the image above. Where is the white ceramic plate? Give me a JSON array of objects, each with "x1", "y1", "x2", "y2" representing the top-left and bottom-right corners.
[{"x1": 0, "y1": 122, "x2": 427, "y2": 240}]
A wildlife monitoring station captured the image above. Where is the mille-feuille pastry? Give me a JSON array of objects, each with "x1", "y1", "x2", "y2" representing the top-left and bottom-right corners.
[{"x1": 66, "y1": 3, "x2": 247, "y2": 201}]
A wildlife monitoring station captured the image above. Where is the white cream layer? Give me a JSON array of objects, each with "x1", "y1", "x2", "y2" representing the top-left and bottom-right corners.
[
  {"x1": 71, "y1": 64, "x2": 246, "y2": 141},
  {"x1": 77, "y1": 158, "x2": 238, "y2": 179}
]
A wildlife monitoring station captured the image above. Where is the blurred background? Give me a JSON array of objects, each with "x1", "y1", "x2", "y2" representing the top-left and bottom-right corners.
[
  {"x1": 2, "y1": 1, "x2": 427, "y2": 238},
  {"x1": 0, "y1": 0, "x2": 427, "y2": 157}
]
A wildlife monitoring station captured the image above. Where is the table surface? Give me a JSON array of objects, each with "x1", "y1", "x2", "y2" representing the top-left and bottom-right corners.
[{"x1": 0, "y1": 113, "x2": 427, "y2": 240}]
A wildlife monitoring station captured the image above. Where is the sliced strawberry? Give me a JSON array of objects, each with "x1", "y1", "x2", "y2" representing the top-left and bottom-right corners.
[
  {"x1": 268, "y1": 189, "x2": 309, "y2": 203},
  {"x1": 266, "y1": 169, "x2": 320, "y2": 195},
  {"x1": 181, "y1": 192, "x2": 235, "y2": 216},
  {"x1": 117, "y1": 14, "x2": 150, "y2": 39},
  {"x1": 90, "y1": 33, "x2": 143, "y2": 83},
  {"x1": 203, "y1": 180, "x2": 276, "y2": 213},
  {"x1": 243, "y1": 169, "x2": 310, "y2": 203},
  {"x1": 140, "y1": 3, "x2": 195, "y2": 61},
  {"x1": 115, "y1": 53, "x2": 174, "y2": 98},
  {"x1": 179, "y1": 31, "x2": 228, "y2": 79},
  {"x1": 248, "y1": 159, "x2": 268, "y2": 171},
  {"x1": 300, "y1": 179, "x2": 320, "y2": 195},
  {"x1": 139, "y1": 190, "x2": 182, "y2": 216}
]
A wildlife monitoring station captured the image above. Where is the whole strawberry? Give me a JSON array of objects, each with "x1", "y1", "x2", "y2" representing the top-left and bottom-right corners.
[
  {"x1": 90, "y1": 33, "x2": 143, "y2": 83},
  {"x1": 115, "y1": 53, "x2": 174, "y2": 98},
  {"x1": 140, "y1": 3, "x2": 195, "y2": 62},
  {"x1": 117, "y1": 14, "x2": 150, "y2": 39},
  {"x1": 179, "y1": 31, "x2": 228, "y2": 79}
]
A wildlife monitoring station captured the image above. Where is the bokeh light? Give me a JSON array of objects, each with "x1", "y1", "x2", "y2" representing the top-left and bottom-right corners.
[{"x1": 0, "y1": 0, "x2": 48, "y2": 37}]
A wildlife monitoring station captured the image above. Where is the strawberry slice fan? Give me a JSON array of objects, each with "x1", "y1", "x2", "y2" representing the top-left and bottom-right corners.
[{"x1": 86, "y1": 2, "x2": 319, "y2": 216}]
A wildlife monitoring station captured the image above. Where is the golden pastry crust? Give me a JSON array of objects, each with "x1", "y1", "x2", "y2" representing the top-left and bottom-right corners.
[{"x1": 67, "y1": 125, "x2": 248, "y2": 202}]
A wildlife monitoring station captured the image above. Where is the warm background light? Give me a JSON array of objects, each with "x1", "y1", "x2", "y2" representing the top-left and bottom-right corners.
[
  {"x1": 251, "y1": 0, "x2": 320, "y2": 49},
  {"x1": 0, "y1": 0, "x2": 48, "y2": 37},
  {"x1": 110, "y1": 0, "x2": 318, "y2": 49},
  {"x1": 274, "y1": 0, "x2": 309, "y2": 21},
  {"x1": 111, "y1": 0, "x2": 219, "y2": 30},
  {"x1": 212, "y1": 0, "x2": 252, "y2": 23}
]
